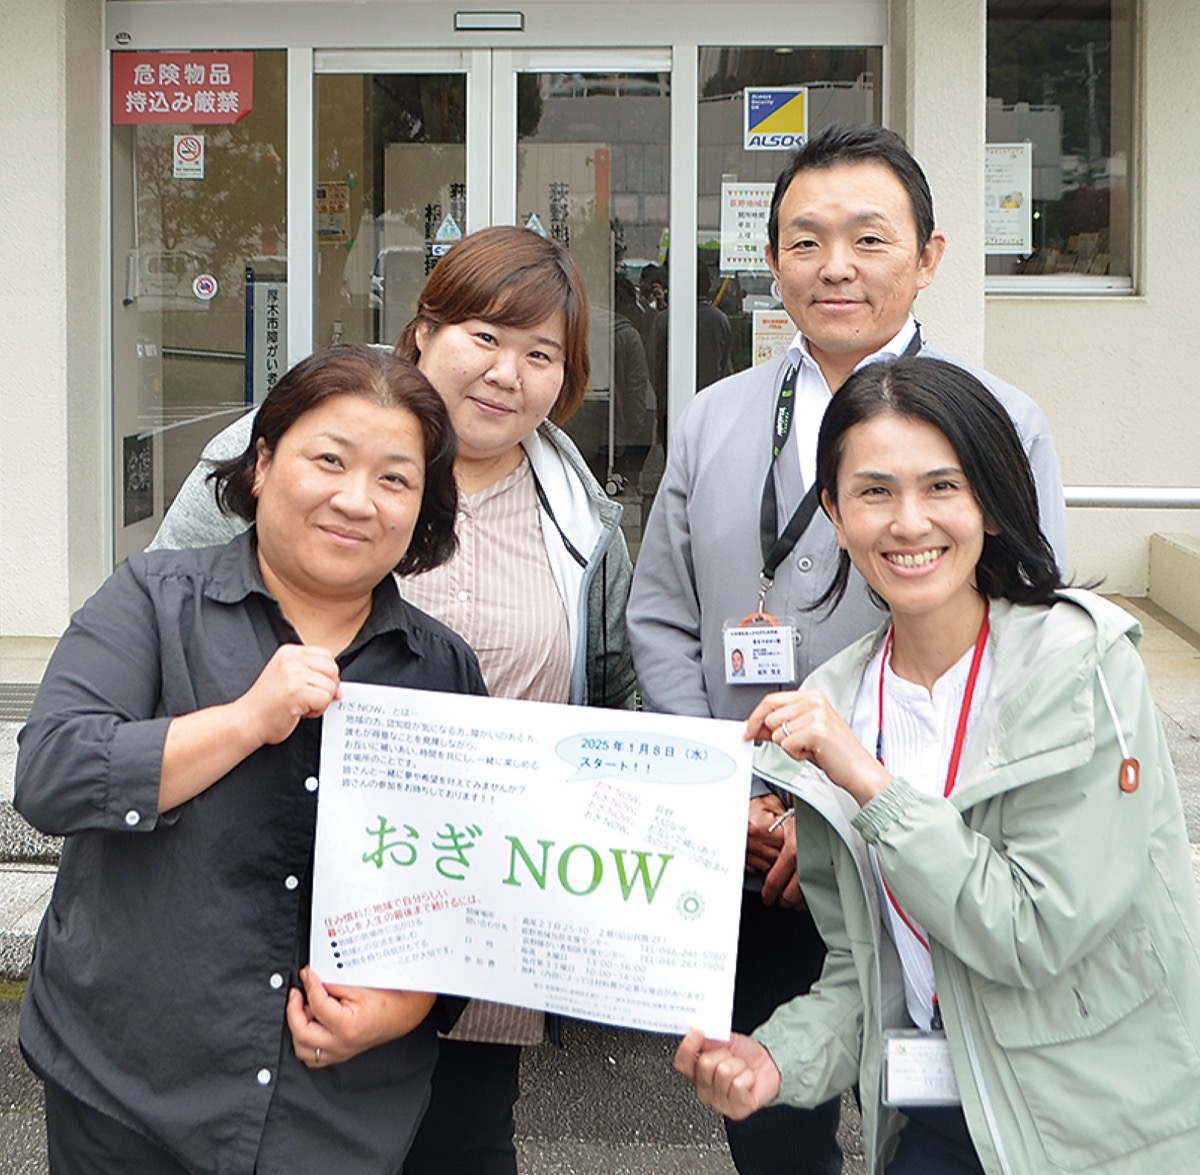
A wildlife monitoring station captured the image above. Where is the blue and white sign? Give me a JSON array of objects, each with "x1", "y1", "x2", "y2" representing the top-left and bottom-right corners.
[
  {"x1": 431, "y1": 213, "x2": 463, "y2": 258},
  {"x1": 743, "y1": 87, "x2": 808, "y2": 152}
]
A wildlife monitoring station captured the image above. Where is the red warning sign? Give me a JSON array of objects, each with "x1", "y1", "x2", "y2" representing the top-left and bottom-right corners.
[{"x1": 113, "y1": 52, "x2": 254, "y2": 125}]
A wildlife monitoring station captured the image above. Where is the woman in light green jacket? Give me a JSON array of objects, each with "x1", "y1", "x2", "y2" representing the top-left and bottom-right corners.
[{"x1": 676, "y1": 357, "x2": 1200, "y2": 1174}]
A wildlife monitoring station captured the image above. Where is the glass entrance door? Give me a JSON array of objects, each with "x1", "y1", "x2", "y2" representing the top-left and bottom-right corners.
[
  {"x1": 312, "y1": 51, "x2": 491, "y2": 352},
  {"x1": 110, "y1": 49, "x2": 288, "y2": 561},
  {"x1": 314, "y1": 49, "x2": 671, "y2": 552},
  {"x1": 105, "y1": 6, "x2": 888, "y2": 563},
  {"x1": 510, "y1": 51, "x2": 671, "y2": 536}
]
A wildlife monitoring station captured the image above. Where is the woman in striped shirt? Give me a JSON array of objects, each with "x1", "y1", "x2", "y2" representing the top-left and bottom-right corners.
[{"x1": 154, "y1": 226, "x2": 637, "y2": 1174}]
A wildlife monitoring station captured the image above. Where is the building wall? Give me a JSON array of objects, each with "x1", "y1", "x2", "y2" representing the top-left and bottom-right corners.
[
  {"x1": 984, "y1": 3, "x2": 1200, "y2": 591},
  {"x1": 0, "y1": 0, "x2": 106, "y2": 639},
  {"x1": 0, "y1": 0, "x2": 1194, "y2": 643},
  {"x1": 889, "y1": 0, "x2": 987, "y2": 367}
]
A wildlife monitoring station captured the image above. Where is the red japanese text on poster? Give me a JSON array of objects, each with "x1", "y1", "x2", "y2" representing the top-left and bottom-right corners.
[{"x1": 112, "y1": 52, "x2": 254, "y2": 125}]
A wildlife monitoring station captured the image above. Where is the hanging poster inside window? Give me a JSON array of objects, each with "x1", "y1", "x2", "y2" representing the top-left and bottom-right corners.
[
  {"x1": 985, "y1": 142, "x2": 1033, "y2": 254},
  {"x1": 720, "y1": 182, "x2": 774, "y2": 273}
]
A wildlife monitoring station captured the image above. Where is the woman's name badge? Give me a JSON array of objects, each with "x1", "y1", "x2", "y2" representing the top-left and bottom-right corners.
[
  {"x1": 881, "y1": 1029, "x2": 962, "y2": 1107},
  {"x1": 723, "y1": 616, "x2": 799, "y2": 686}
]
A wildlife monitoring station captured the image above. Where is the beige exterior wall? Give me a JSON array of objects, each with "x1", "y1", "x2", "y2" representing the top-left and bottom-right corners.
[
  {"x1": 984, "y1": 3, "x2": 1200, "y2": 592},
  {"x1": 0, "y1": 0, "x2": 106, "y2": 639},
  {"x1": 889, "y1": 0, "x2": 987, "y2": 366}
]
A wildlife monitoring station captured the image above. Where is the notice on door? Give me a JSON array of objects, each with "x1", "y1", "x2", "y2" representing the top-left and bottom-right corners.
[
  {"x1": 309, "y1": 684, "x2": 750, "y2": 1039},
  {"x1": 743, "y1": 86, "x2": 808, "y2": 151},
  {"x1": 173, "y1": 134, "x2": 205, "y2": 180},
  {"x1": 720, "y1": 181, "x2": 774, "y2": 273},
  {"x1": 112, "y1": 52, "x2": 254, "y2": 125}
]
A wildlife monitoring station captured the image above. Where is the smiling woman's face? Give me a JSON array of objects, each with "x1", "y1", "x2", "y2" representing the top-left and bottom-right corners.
[
  {"x1": 825, "y1": 411, "x2": 987, "y2": 631},
  {"x1": 414, "y1": 314, "x2": 566, "y2": 478},
  {"x1": 252, "y1": 393, "x2": 426, "y2": 609}
]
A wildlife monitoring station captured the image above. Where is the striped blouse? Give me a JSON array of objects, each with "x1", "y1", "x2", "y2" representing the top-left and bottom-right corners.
[{"x1": 400, "y1": 454, "x2": 571, "y2": 1044}]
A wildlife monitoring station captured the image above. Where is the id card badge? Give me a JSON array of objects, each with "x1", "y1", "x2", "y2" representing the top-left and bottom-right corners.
[
  {"x1": 881, "y1": 1029, "x2": 962, "y2": 1107},
  {"x1": 723, "y1": 614, "x2": 799, "y2": 686}
]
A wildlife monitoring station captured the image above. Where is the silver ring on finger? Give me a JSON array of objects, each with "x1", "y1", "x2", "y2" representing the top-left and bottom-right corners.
[
  {"x1": 315, "y1": 1047, "x2": 322, "y2": 1064},
  {"x1": 781, "y1": 720, "x2": 792, "y2": 739}
]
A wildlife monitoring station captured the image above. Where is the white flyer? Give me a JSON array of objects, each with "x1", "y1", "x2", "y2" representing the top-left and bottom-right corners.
[{"x1": 310, "y1": 684, "x2": 751, "y2": 1039}]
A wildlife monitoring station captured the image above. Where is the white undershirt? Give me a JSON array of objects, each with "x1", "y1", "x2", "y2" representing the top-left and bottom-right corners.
[
  {"x1": 850, "y1": 635, "x2": 993, "y2": 1030},
  {"x1": 784, "y1": 316, "x2": 919, "y2": 491}
]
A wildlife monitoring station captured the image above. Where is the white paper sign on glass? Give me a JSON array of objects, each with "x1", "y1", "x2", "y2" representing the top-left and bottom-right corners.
[
  {"x1": 985, "y1": 142, "x2": 1034, "y2": 254},
  {"x1": 310, "y1": 684, "x2": 751, "y2": 1039}
]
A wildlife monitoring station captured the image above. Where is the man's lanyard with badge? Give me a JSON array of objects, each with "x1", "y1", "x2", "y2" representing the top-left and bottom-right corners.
[{"x1": 722, "y1": 327, "x2": 923, "y2": 688}]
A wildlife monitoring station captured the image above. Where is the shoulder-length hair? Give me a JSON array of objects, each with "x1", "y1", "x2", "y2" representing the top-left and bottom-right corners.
[
  {"x1": 815, "y1": 356, "x2": 1064, "y2": 612},
  {"x1": 209, "y1": 343, "x2": 458, "y2": 577},
  {"x1": 397, "y1": 225, "x2": 591, "y2": 425}
]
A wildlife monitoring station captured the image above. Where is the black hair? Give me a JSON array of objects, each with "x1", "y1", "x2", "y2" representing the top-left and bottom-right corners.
[
  {"x1": 209, "y1": 343, "x2": 459, "y2": 577},
  {"x1": 767, "y1": 123, "x2": 936, "y2": 258},
  {"x1": 814, "y1": 356, "x2": 1064, "y2": 612}
]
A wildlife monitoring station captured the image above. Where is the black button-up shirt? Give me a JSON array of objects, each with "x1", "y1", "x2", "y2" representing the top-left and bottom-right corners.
[{"x1": 16, "y1": 531, "x2": 486, "y2": 1174}]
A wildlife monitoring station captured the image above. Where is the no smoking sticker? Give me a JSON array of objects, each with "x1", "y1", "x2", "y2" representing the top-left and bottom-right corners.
[
  {"x1": 174, "y1": 133, "x2": 205, "y2": 179},
  {"x1": 192, "y1": 274, "x2": 218, "y2": 301}
]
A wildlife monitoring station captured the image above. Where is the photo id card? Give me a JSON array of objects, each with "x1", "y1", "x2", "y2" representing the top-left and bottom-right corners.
[
  {"x1": 723, "y1": 620, "x2": 799, "y2": 686},
  {"x1": 881, "y1": 1030, "x2": 962, "y2": 1107}
]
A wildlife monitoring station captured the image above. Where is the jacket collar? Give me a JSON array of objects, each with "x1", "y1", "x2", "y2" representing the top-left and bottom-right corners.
[
  {"x1": 201, "y1": 527, "x2": 418, "y2": 656},
  {"x1": 786, "y1": 591, "x2": 1142, "y2": 809},
  {"x1": 524, "y1": 421, "x2": 624, "y2": 532}
]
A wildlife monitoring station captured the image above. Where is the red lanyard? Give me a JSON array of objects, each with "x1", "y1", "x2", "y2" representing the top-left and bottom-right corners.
[{"x1": 875, "y1": 604, "x2": 991, "y2": 953}]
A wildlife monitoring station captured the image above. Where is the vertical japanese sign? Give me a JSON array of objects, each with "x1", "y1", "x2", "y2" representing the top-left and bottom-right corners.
[
  {"x1": 548, "y1": 180, "x2": 571, "y2": 249},
  {"x1": 245, "y1": 269, "x2": 286, "y2": 405},
  {"x1": 985, "y1": 143, "x2": 1034, "y2": 255},
  {"x1": 112, "y1": 53, "x2": 254, "y2": 125},
  {"x1": 720, "y1": 182, "x2": 774, "y2": 273},
  {"x1": 310, "y1": 685, "x2": 751, "y2": 1039}
]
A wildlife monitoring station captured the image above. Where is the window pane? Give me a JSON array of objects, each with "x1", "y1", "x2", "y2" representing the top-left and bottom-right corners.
[
  {"x1": 111, "y1": 50, "x2": 287, "y2": 560},
  {"x1": 517, "y1": 70, "x2": 670, "y2": 556},
  {"x1": 696, "y1": 47, "x2": 883, "y2": 379},
  {"x1": 315, "y1": 72, "x2": 467, "y2": 349},
  {"x1": 986, "y1": 0, "x2": 1135, "y2": 279}
]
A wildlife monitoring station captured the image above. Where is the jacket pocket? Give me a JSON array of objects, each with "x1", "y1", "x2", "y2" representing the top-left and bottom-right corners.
[{"x1": 977, "y1": 927, "x2": 1200, "y2": 1170}]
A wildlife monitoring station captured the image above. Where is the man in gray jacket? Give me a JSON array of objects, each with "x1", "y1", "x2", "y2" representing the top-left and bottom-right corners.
[{"x1": 627, "y1": 123, "x2": 1067, "y2": 1175}]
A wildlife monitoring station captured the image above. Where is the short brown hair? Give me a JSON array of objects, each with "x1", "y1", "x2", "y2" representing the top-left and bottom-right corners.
[
  {"x1": 209, "y1": 344, "x2": 459, "y2": 576},
  {"x1": 397, "y1": 225, "x2": 591, "y2": 425}
]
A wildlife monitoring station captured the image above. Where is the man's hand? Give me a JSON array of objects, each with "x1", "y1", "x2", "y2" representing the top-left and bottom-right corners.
[
  {"x1": 746, "y1": 794, "x2": 787, "y2": 874},
  {"x1": 674, "y1": 1028, "x2": 782, "y2": 1119},
  {"x1": 761, "y1": 815, "x2": 807, "y2": 910}
]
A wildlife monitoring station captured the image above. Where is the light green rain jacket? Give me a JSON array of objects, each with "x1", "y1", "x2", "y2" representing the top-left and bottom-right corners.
[{"x1": 752, "y1": 590, "x2": 1200, "y2": 1175}]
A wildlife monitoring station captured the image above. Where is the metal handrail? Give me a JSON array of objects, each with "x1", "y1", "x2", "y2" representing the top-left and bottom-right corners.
[{"x1": 1065, "y1": 488, "x2": 1200, "y2": 509}]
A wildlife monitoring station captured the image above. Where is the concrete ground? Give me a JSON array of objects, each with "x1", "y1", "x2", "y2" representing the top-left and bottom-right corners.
[{"x1": 0, "y1": 595, "x2": 1196, "y2": 1174}]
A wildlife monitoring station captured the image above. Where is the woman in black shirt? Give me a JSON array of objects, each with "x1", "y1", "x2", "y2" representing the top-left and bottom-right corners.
[{"x1": 16, "y1": 345, "x2": 486, "y2": 1175}]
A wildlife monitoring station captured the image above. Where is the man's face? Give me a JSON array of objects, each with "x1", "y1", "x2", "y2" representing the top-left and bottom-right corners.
[{"x1": 766, "y1": 161, "x2": 945, "y2": 384}]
